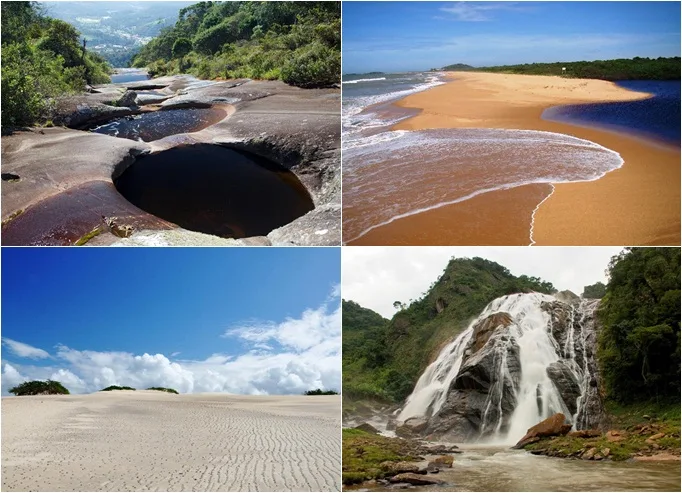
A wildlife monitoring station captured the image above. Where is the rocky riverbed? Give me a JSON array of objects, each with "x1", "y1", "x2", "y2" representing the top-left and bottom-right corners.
[{"x1": 1, "y1": 71, "x2": 340, "y2": 246}]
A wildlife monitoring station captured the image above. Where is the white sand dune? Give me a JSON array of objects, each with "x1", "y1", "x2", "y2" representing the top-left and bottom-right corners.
[{"x1": 1, "y1": 391, "x2": 341, "y2": 491}]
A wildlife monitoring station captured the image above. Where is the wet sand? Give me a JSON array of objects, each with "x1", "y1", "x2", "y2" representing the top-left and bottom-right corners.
[
  {"x1": 350, "y1": 71, "x2": 680, "y2": 246},
  {"x1": 1, "y1": 391, "x2": 341, "y2": 492}
]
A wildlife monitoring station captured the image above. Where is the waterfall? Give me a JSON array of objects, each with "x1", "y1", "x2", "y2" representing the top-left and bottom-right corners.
[{"x1": 397, "y1": 292, "x2": 602, "y2": 443}]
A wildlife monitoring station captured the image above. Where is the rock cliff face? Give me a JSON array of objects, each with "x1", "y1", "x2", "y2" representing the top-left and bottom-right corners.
[
  {"x1": 396, "y1": 293, "x2": 606, "y2": 443},
  {"x1": 1, "y1": 76, "x2": 340, "y2": 246}
]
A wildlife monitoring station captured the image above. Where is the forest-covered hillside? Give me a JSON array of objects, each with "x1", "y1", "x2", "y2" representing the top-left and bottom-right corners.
[
  {"x1": 474, "y1": 57, "x2": 681, "y2": 80},
  {"x1": 343, "y1": 257, "x2": 556, "y2": 403},
  {"x1": 1, "y1": 1, "x2": 111, "y2": 127},
  {"x1": 131, "y1": 1, "x2": 340, "y2": 87}
]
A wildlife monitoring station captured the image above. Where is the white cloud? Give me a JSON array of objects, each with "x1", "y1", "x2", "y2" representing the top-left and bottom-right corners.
[
  {"x1": 2, "y1": 290, "x2": 341, "y2": 396},
  {"x1": 343, "y1": 247, "x2": 623, "y2": 318},
  {"x1": 439, "y1": 2, "x2": 530, "y2": 22},
  {"x1": 2, "y1": 338, "x2": 50, "y2": 359}
]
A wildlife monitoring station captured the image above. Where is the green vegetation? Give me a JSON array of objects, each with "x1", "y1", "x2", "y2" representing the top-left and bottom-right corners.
[
  {"x1": 147, "y1": 387, "x2": 179, "y2": 394},
  {"x1": 101, "y1": 385, "x2": 136, "y2": 391},
  {"x1": 474, "y1": 57, "x2": 680, "y2": 81},
  {"x1": 582, "y1": 281, "x2": 606, "y2": 299},
  {"x1": 1, "y1": 1, "x2": 111, "y2": 128},
  {"x1": 439, "y1": 63, "x2": 474, "y2": 71},
  {"x1": 343, "y1": 257, "x2": 555, "y2": 404},
  {"x1": 525, "y1": 400, "x2": 680, "y2": 460},
  {"x1": 342, "y1": 428, "x2": 420, "y2": 485},
  {"x1": 9, "y1": 380, "x2": 70, "y2": 396},
  {"x1": 74, "y1": 226, "x2": 103, "y2": 246},
  {"x1": 131, "y1": 1, "x2": 340, "y2": 88},
  {"x1": 304, "y1": 389, "x2": 339, "y2": 395},
  {"x1": 597, "y1": 247, "x2": 680, "y2": 404}
]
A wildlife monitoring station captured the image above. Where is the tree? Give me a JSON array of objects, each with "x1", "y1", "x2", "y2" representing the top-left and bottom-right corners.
[
  {"x1": 393, "y1": 301, "x2": 405, "y2": 311},
  {"x1": 582, "y1": 282, "x2": 607, "y2": 299},
  {"x1": 598, "y1": 248, "x2": 681, "y2": 403},
  {"x1": 171, "y1": 37, "x2": 192, "y2": 58}
]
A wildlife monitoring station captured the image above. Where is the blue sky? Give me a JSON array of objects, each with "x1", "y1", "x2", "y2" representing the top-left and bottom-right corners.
[
  {"x1": 1, "y1": 248, "x2": 340, "y2": 395},
  {"x1": 343, "y1": 1, "x2": 681, "y2": 73}
]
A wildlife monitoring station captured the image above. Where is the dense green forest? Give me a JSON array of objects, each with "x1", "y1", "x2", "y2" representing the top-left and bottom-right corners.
[
  {"x1": 9, "y1": 380, "x2": 70, "y2": 396},
  {"x1": 598, "y1": 247, "x2": 680, "y2": 404},
  {"x1": 1, "y1": 1, "x2": 111, "y2": 127},
  {"x1": 343, "y1": 257, "x2": 556, "y2": 403},
  {"x1": 131, "y1": 1, "x2": 340, "y2": 87},
  {"x1": 472, "y1": 57, "x2": 680, "y2": 81}
]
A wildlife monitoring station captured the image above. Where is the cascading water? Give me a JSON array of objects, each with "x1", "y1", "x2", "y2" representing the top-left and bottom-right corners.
[{"x1": 397, "y1": 292, "x2": 603, "y2": 444}]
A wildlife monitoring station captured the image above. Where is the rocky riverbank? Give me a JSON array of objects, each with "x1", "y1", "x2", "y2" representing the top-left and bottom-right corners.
[
  {"x1": 342, "y1": 427, "x2": 462, "y2": 489},
  {"x1": 1, "y1": 74, "x2": 340, "y2": 246},
  {"x1": 519, "y1": 408, "x2": 681, "y2": 462}
]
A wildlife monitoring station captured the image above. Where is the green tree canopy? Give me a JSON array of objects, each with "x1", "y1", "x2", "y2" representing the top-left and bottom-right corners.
[
  {"x1": 9, "y1": 380, "x2": 70, "y2": 396},
  {"x1": 598, "y1": 247, "x2": 681, "y2": 403},
  {"x1": 583, "y1": 281, "x2": 607, "y2": 299}
]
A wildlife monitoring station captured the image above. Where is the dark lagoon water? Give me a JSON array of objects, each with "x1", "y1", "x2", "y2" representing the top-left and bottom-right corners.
[{"x1": 543, "y1": 80, "x2": 681, "y2": 145}]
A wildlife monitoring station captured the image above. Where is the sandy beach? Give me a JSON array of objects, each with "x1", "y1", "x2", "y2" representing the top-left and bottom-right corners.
[
  {"x1": 1, "y1": 391, "x2": 341, "y2": 492},
  {"x1": 350, "y1": 71, "x2": 680, "y2": 245}
]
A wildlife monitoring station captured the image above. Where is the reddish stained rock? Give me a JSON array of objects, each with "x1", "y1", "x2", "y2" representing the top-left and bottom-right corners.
[{"x1": 513, "y1": 413, "x2": 570, "y2": 449}]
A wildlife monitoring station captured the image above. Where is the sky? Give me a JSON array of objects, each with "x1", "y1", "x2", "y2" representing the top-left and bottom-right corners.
[
  {"x1": 1, "y1": 248, "x2": 340, "y2": 396},
  {"x1": 342, "y1": 1, "x2": 682, "y2": 73},
  {"x1": 342, "y1": 246, "x2": 624, "y2": 318}
]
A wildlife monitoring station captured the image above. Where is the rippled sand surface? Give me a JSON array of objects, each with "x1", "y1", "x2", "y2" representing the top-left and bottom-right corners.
[{"x1": 2, "y1": 391, "x2": 340, "y2": 492}]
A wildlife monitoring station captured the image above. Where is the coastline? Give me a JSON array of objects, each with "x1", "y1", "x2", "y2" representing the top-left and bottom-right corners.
[{"x1": 350, "y1": 71, "x2": 680, "y2": 246}]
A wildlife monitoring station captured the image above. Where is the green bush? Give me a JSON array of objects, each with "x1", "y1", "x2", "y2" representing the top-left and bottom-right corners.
[
  {"x1": 132, "y1": 1, "x2": 340, "y2": 87},
  {"x1": 9, "y1": 380, "x2": 70, "y2": 396},
  {"x1": 147, "y1": 387, "x2": 179, "y2": 394},
  {"x1": 101, "y1": 385, "x2": 136, "y2": 391},
  {"x1": 304, "y1": 389, "x2": 339, "y2": 395},
  {"x1": 281, "y1": 42, "x2": 340, "y2": 88}
]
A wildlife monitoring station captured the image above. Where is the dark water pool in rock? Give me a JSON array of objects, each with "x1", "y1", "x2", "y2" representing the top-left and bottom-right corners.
[
  {"x1": 114, "y1": 144, "x2": 315, "y2": 238},
  {"x1": 91, "y1": 108, "x2": 227, "y2": 142}
]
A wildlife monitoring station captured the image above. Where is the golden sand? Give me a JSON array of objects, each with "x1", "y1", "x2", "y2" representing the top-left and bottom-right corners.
[{"x1": 348, "y1": 71, "x2": 680, "y2": 246}]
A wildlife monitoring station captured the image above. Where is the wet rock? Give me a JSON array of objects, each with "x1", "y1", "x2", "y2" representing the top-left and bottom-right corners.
[
  {"x1": 388, "y1": 473, "x2": 444, "y2": 486},
  {"x1": 530, "y1": 449, "x2": 547, "y2": 455},
  {"x1": 432, "y1": 455, "x2": 454, "y2": 467},
  {"x1": 354, "y1": 423, "x2": 380, "y2": 434},
  {"x1": 553, "y1": 290, "x2": 581, "y2": 306},
  {"x1": 513, "y1": 413, "x2": 570, "y2": 449},
  {"x1": 116, "y1": 90, "x2": 138, "y2": 107},
  {"x1": 582, "y1": 447, "x2": 598, "y2": 460},
  {"x1": 396, "y1": 418, "x2": 428, "y2": 438},
  {"x1": 380, "y1": 461, "x2": 421, "y2": 475},
  {"x1": 546, "y1": 361, "x2": 582, "y2": 415},
  {"x1": 425, "y1": 462, "x2": 440, "y2": 473},
  {"x1": 422, "y1": 444, "x2": 460, "y2": 454}
]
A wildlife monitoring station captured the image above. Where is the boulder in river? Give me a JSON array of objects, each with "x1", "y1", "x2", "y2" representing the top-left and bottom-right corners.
[
  {"x1": 354, "y1": 423, "x2": 380, "y2": 434},
  {"x1": 513, "y1": 413, "x2": 570, "y2": 449},
  {"x1": 388, "y1": 473, "x2": 444, "y2": 486},
  {"x1": 115, "y1": 90, "x2": 138, "y2": 107},
  {"x1": 396, "y1": 418, "x2": 428, "y2": 438},
  {"x1": 380, "y1": 462, "x2": 422, "y2": 475}
]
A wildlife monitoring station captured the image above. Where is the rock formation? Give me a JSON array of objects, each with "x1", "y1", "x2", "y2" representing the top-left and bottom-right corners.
[{"x1": 2, "y1": 76, "x2": 340, "y2": 246}]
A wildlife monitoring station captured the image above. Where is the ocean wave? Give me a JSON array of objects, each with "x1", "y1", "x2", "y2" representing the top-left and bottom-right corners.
[
  {"x1": 342, "y1": 77, "x2": 387, "y2": 84},
  {"x1": 343, "y1": 128, "x2": 623, "y2": 243}
]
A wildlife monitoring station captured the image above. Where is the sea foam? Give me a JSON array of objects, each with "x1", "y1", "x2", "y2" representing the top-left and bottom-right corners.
[{"x1": 343, "y1": 128, "x2": 624, "y2": 243}]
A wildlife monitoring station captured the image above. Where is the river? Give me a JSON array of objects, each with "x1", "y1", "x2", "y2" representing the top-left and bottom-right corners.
[{"x1": 352, "y1": 445, "x2": 680, "y2": 492}]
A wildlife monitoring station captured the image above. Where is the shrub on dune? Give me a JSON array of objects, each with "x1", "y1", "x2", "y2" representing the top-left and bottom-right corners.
[
  {"x1": 147, "y1": 387, "x2": 179, "y2": 394},
  {"x1": 9, "y1": 380, "x2": 70, "y2": 396},
  {"x1": 101, "y1": 385, "x2": 136, "y2": 391},
  {"x1": 304, "y1": 389, "x2": 339, "y2": 395}
]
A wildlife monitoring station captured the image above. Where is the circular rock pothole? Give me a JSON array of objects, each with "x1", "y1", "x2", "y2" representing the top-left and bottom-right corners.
[{"x1": 114, "y1": 144, "x2": 314, "y2": 238}]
